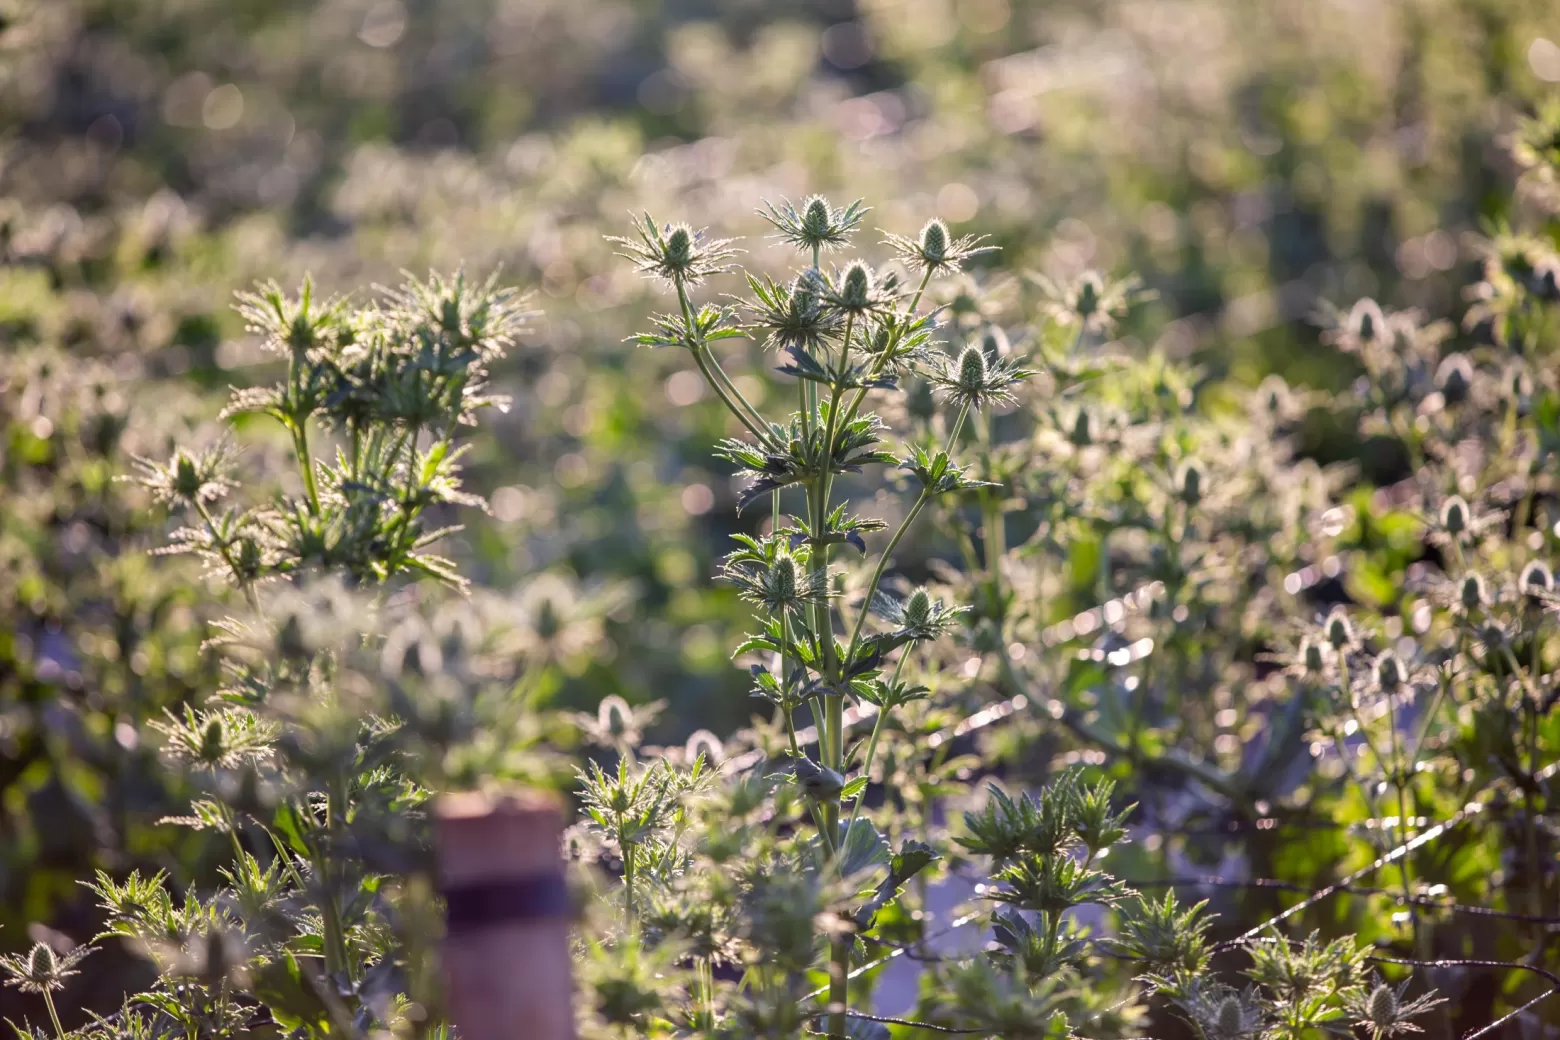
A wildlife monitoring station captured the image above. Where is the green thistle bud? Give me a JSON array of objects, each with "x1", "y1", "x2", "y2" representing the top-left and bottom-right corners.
[
  {"x1": 173, "y1": 453, "x2": 203, "y2": 499},
  {"x1": 1216, "y1": 996, "x2": 1244, "y2": 1038},
  {"x1": 1070, "y1": 409, "x2": 1093, "y2": 446},
  {"x1": 1375, "y1": 651, "x2": 1405, "y2": 692},
  {"x1": 981, "y1": 326, "x2": 1009, "y2": 358},
  {"x1": 535, "y1": 598, "x2": 561, "y2": 640},
  {"x1": 1074, "y1": 274, "x2": 1102, "y2": 318},
  {"x1": 791, "y1": 272, "x2": 820, "y2": 315},
  {"x1": 1520, "y1": 560, "x2": 1552, "y2": 598},
  {"x1": 957, "y1": 344, "x2": 988, "y2": 394},
  {"x1": 802, "y1": 196, "x2": 832, "y2": 241},
  {"x1": 1349, "y1": 298, "x2": 1385, "y2": 343},
  {"x1": 598, "y1": 695, "x2": 633, "y2": 740},
  {"x1": 664, "y1": 225, "x2": 693, "y2": 267},
  {"x1": 1440, "y1": 495, "x2": 1469, "y2": 536},
  {"x1": 200, "y1": 718, "x2": 227, "y2": 765},
  {"x1": 1365, "y1": 982, "x2": 1397, "y2": 1027},
  {"x1": 1436, "y1": 354, "x2": 1472, "y2": 404},
  {"x1": 1178, "y1": 460, "x2": 1203, "y2": 506},
  {"x1": 904, "y1": 587, "x2": 933, "y2": 629},
  {"x1": 839, "y1": 261, "x2": 874, "y2": 312},
  {"x1": 1509, "y1": 366, "x2": 1532, "y2": 400},
  {"x1": 1302, "y1": 638, "x2": 1326, "y2": 674},
  {"x1": 918, "y1": 219, "x2": 949, "y2": 264},
  {"x1": 1461, "y1": 573, "x2": 1487, "y2": 609},
  {"x1": 769, "y1": 553, "x2": 799, "y2": 604},
  {"x1": 235, "y1": 536, "x2": 263, "y2": 581},
  {"x1": 1532, "y1": 255, "x2": 1560, "y2": 302},
  {"x1": 1324, "y1": 608, "x2": 1354, "y2": 649}
]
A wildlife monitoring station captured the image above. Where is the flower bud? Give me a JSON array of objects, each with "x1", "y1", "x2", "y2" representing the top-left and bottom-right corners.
[
  {"x1": 1350, "y1": 299, "x2": 1385, "y2": 343},
  {"x1": 1324, "y1": 608, "x2": 1354, "y2": 649},
  {"x1": 597, "y1": 695, "x2": 633, "y2": 739},
  {"x1": 770, "y1": 553, "x2": 799, "y2": 603},
  {"x1": 1069, "y1": 409, "x2": 1093, "y2": 446},
  {"x1": 1440, "y1": 495, "x2": 1469, "y2": 536},
  {"x1": 981, "y1": 325, "x2": 1009, "y2": 358},
  {"x1": 1177, "y1": 460, "x2": 1203, "y2": 506},
  {"x1": 1461, "y1": 574, "x2": 1487, "y2": 609},
  {"x1": 904, "y1": 587, "x2": 933, "y2": 629},
  {"x1": 918, "y1": 219, "x2": 950, "y2": 264},
  {"x1": 1520, "y1": 560, "x2": 1552, "y2": 599},
  {"x1": 1216, "y1": 997, "x2": 1244, "y2": 1037},
  {"x1": 173, "y1": 453, "x2": 203, "y2": 499},
  {"x1": 956, "y1": 343, "x2": 988, "y2": 393},
  {"x1": 1436, "y1": 354, "x2": 1472, "y2": 405},
  {"x1": 1302, "y1": 637, "x2": 1327, "y2": 674},
  {"x1": 839, "y1": 261, "x2": 873, "y2": 311},
  {"x1": 1375, "y1": 651, "x2": 1406, "y2": 692},
  {"x1": 664, "y1": 225, "x2": 693, "y2": 267},
  {"x1": 802, "y1": 196, "x2": 832, "y2": 241},
  {"x1": 1532, "y1": 256, "x2": 1560, "y2": 302},
  {"x1": 1366, "y1": 982, "x2": 1397, "y2": 1028}
]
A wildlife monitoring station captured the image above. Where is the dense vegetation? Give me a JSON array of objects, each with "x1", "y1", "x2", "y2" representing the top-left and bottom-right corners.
[{"x1": 3, "y1": 0, "x2": 1560, "y2": 1036}]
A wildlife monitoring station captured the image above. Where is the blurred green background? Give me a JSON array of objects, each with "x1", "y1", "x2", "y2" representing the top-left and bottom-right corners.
[{"x1": 1, "y1": 0, "x2": 1558, "y2": 1018}]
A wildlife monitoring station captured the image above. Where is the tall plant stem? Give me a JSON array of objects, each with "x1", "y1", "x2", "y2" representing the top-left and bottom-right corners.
[
  {"x1": 291, "y1": 420, "x2": 322, "y2": 517},
  {"x1": 42, "y1": 990, "x2": 66, "y2": 1040},
  {"x1": 673, "y1": 278, "x2": 774, "y2": 447},
  {"x1": 843, "y1": 652, "x2": 910, "y2": 835},
  {"x1": 973, "y1": 407, "x2": 1005, "y2": 622},
  {"x1": 843, "y1": 402, "x2": 972, "y2": 668}
]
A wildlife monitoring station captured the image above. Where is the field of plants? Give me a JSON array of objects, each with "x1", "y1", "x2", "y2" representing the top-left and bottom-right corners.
[{"x1": 4, "y1": 0, "x2": 1560, "y2": 1037}]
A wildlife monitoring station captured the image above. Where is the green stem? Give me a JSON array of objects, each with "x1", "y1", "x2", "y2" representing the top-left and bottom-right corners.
[
  {"x1": 291, "y1": 420, "x2": 322, "y2": 517},
  {"x1": 42, "y1": 990, "x2": 65, "y2": 1040},
  {"x1": 837, "y1": 267, "x2": 934, "y2": 435},
  {"x1": 843, "y1": 402, "x2": 971, "y2": 669},
  {"x1": 673, "y1": 277, "x2": 774, "y2": 447},
  {"x1": 843, "y1": 653, "x2": 909, "y2": 835}
]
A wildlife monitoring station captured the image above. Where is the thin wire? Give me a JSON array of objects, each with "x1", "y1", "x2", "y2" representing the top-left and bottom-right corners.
[{"x1": 1131, "y1": 875, "x2": 1560, "y2": 925}]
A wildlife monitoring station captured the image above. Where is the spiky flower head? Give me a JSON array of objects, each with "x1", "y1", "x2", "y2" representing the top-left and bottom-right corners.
[
  {"x1": 1439, "y1": 495, "x2": 1469, "y2": 536},
  {"x1": 0, "y1": 942, "x2": 96, "y2": 994},
  {"x1": 1533, "y1": 254, "x2": 1560, "y2": 302},
  {"x1": 873, "y1": 586, "x2": 967, "y2": 643},
  {"x1": 151, "y1": 705, "x2": 278, "y2": 773},
  {"x1": 1345, "y1": 974, "x2": 1447, "y2": 1039},
  {"x1": 743, "y1": 269, "x2": 840, "y2": 353},
  {"x1": 930, "y1": 342, "x2": 1030, "y2": 411},
  {"x1": 1302, "y1": 637, "x2": 1328, "y2": 675},
  {"x1": 1374, "y1": 651, "x2": 1406, "y2": 693},
  {"x1": 1177, "y1": 981, "x2": 1267, "y2": 1040},
  {"x1": 721, "y1": 540, "x2": 832, "y2": 624},
  {"x1": 610, "y1": 214, "x2": 738, "y2": 287},
  {"x1": 1435, "y1": 353, "x2": 1472, "y2": 404},
  {"x1": 1177, "y1": 459, "x2": 1204, "y2": 506},
  {"x1": 1032, "y1": 269, "x2": 1149, "y2": 334},
  {"x1": 884, "y1": 218, "x2": 997, "y2": 275},
  {"x1": 825, "y1": 259, "x2": 893, "y2": 315},
  {"x1": 128, "y1": 442, "x2": 240, "y2": 508},
  {"x1": 1520, "y1": 560, "x2": 1553, "y2": 599},
  {"x1": 1324, "y1": 607, "x2": 1355, "y2": 649},
  {"x1": 1461, "y1": 573, "x2": 1488, "y2": 610},
  {"x1": 1069, "y1": 408, "x2": 1094, "y2": 446},
  {"x1": 760, "y1": 195, "x2": 869, "y2": 255}
]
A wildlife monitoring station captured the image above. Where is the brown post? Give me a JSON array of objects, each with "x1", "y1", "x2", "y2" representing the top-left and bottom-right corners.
[{"x1": 436, "y1": 789, "x2": 575, "y2": 1040}]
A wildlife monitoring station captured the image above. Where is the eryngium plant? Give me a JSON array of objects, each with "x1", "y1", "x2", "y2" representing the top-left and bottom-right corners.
[
  {"x1": 131, "y1": 271, "x2": 531, "y2": 593},
  {"x1": 50, "y1": 271, "x2": 569, "y2": 1039},
  {"x1": 614, "y1": 201, "x2": 1020, "y2": 1037}
]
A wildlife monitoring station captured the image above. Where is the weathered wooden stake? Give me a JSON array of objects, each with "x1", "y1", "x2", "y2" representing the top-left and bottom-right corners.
[{"x1": 436, "y1": 789, "x2": 575, "y2": 1039}]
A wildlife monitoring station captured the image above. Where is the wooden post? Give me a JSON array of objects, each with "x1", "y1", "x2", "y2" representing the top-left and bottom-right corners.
[{"x1": 436, "y1": 789, "x2": 575, "y2": 1040}]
